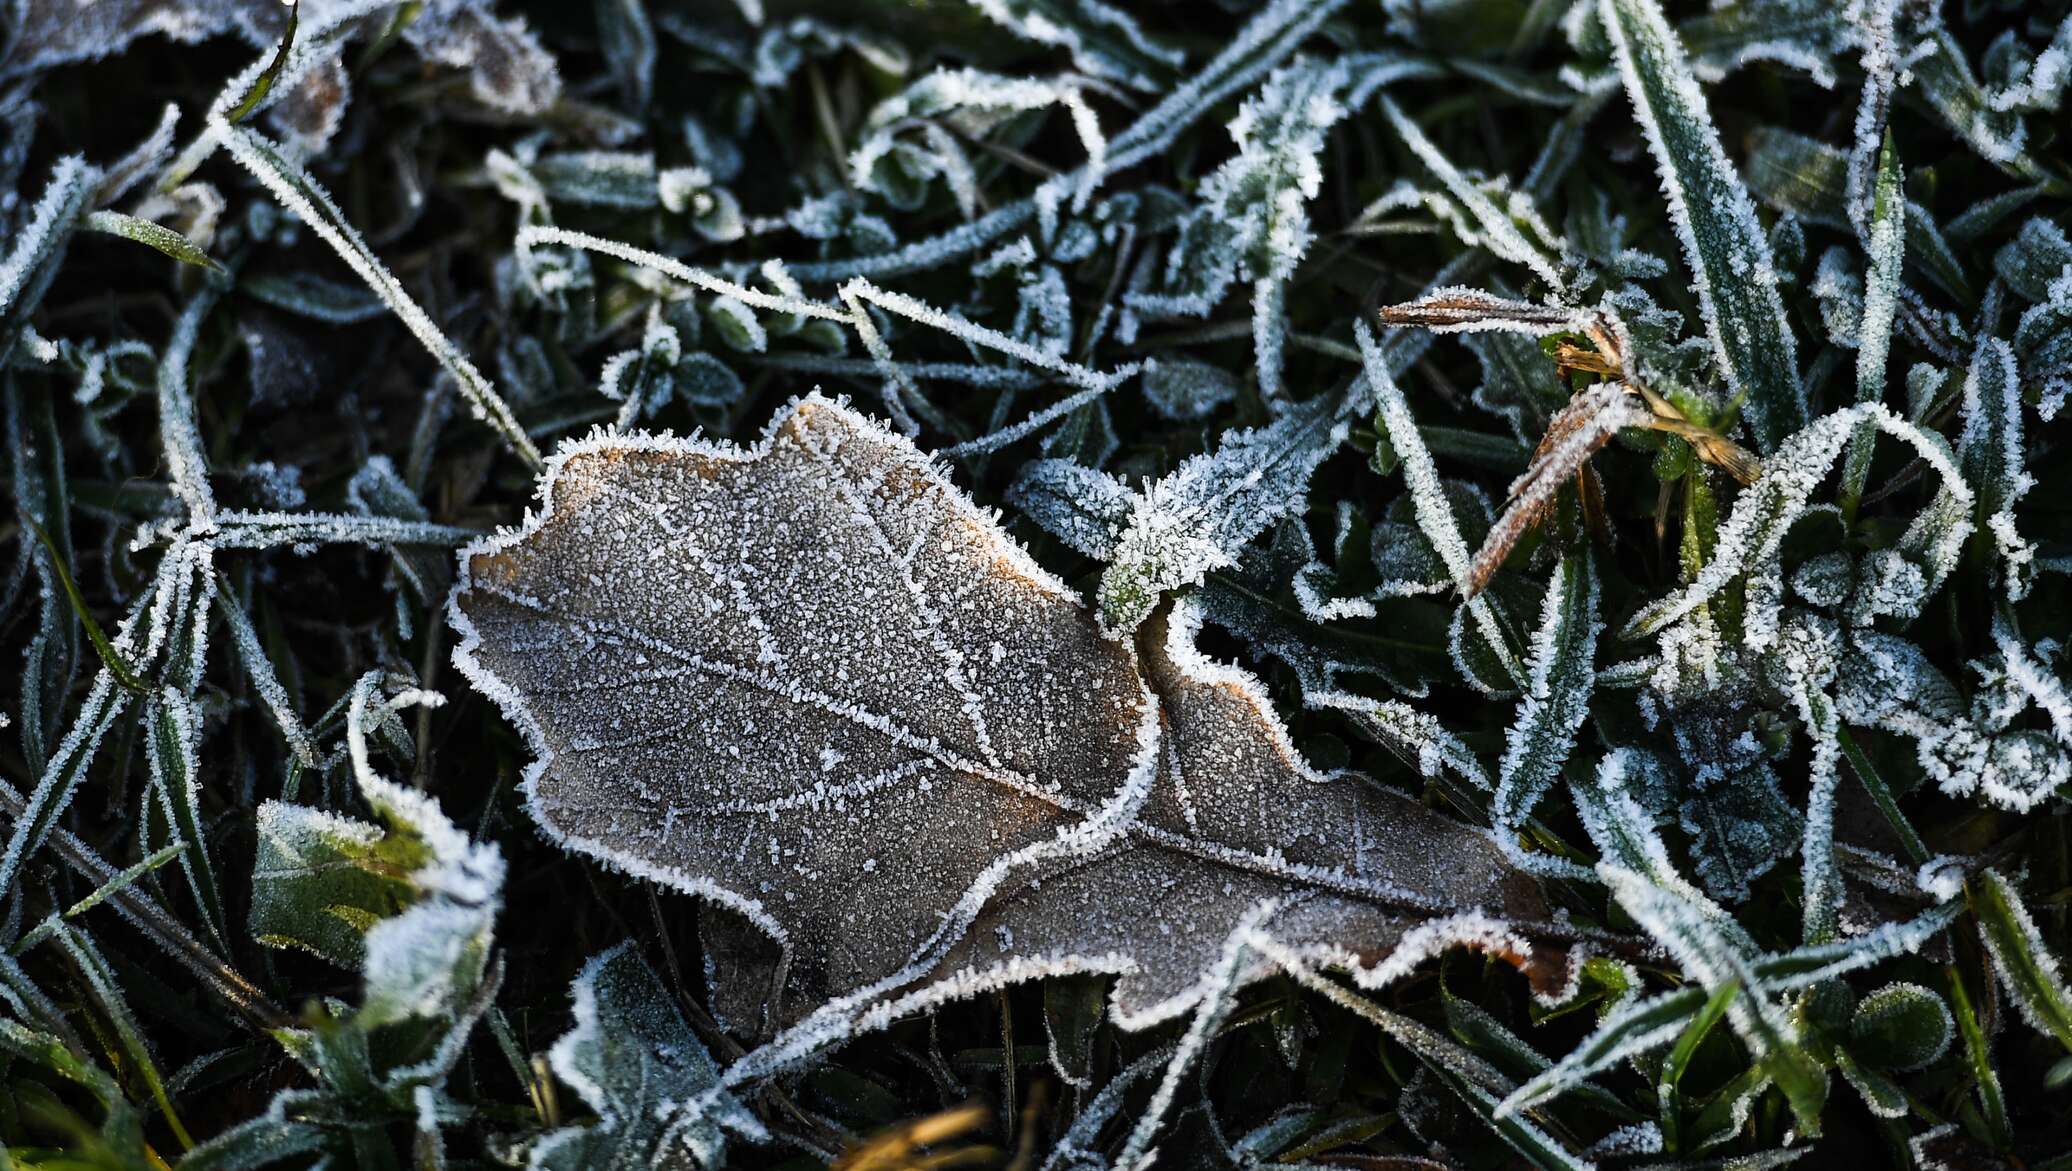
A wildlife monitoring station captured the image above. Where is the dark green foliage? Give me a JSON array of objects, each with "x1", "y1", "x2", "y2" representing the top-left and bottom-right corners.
[{"x1": 3, "y1": 0, "x2": 2072, "y2": 1167}]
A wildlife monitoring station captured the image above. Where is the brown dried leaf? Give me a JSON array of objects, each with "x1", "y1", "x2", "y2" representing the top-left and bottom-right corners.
[
  {"x1": 1375, "y1": 289, "x2": 1582, "y2": 335},
  {"x1": 1466, "y1": 385, "x2": 1651, "y2": 597},
  {"x1": 452, "y1": 396, "x2": 1554, "y2": 1029}
]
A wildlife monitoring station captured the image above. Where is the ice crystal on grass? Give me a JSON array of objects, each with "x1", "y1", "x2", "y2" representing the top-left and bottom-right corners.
[
  {"x1": 1129, "y1": 60, "x2": 1354, "y2": 402},
  {"x1": 1957, "y1": 334, "x2": 2036, "y2": 600}
]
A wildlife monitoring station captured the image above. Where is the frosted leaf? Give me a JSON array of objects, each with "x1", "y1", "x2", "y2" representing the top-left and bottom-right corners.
[
  {"x1": 530, "y1": 944, "x2": 764, "y2": 1171},
  {"x1": 1600, "y1": 0, "x2": 1805, "y2": 450},
  {"x1": 851, "y1": 69, "x2": 1108, "y2": 216},
  {"x1": 1140, "y1": 356, "x2": 1239, "y2": 422},
  {"x1": 1679, "y1": 0, "x2": 1852, "y2": 87},
  {"x1": 1127, "y1": 59, "x2": 1355, "y2": 399},
  {"x1": 1, "y1": 156, "x2": 98, "y2": 365},
  {"x1": 241, "y1": 271, "x2": 387, "y2": 324},
  {"x1": 402, "y1": 0, "x2": 562, "y2": 115},
  {"x1": 454, "y1": 396, "x2": 1151, "y2": 1017},
  {"x1": 2014, "y1": 271, "x2": 2072, "y2": 422},
  {"x1": 1983, "y1": 15, "x2": 2072, "y2": 114},
  {"x1": 1465, "y1": 330, "x2": 1569, "y2": 443},
  {"x1": 1844, "y1": 0, "x2": 1901, "y2": 235},
  {"x1": 0, "y1": 0, "x2": 281, "y2": 79},
  {"x1": 1791, "y1": 551, "x2": 1853, "y2": 610},
  {"x1": 1359, "y1": 322, "x2": 1523, "y2": 686},
  {"x1": 1845, "y1": 549, "x2": 1926, "y2": 627},
  {"x1": 347, "y1": 681, "x2": 504, "y2": 1029},
  {"x1": 1956, "y1": 335, "x2": 2036, "y2": 600},
  {"x1": 678, "y1": 353, "x2": 746, "y2": 409},
  {"x1": 251, "y1": 677, "x2": 503, "y2": 1030},
  {"x1": 1009, "y1": 459, "x2": 1133, "y2": 561},
  {"x1": 12, "y1": 0, "x2": 562, "y2": 117},
  {"x1": 1375, "y1": 289, "x2": 1582, "y2": 336},
  {"x1": 1849, "y1": 982, "x2": 1954, "y2": 1073},
  {"x1": 1493, "y1": 554, "x2": 1600, "y2": 874},
  {"x1": 1909, "y1": 15, "x2": 2041, "y2": 180},
  {"x1": 1097, "y1": 392, "x2": 1345, "y2": 634},
  {"x1": 1769, "y1": 613, "x2": 1844, "y2": 944},
  {"x1": 1362, "y1": 482, "x2": 1495, "y2": 603},
  {"x1": 1195, "y1": 520, "x2": 1438, "y2": 702},
  {"x1": 1810, "y1": 247, "x2": 1863, "y2": 349},
  {"x1": 529, "y1": 152, "x2": 662, "y2": 209},
  {"x1": 1838, "y1": 134, "x2": 1906, "y2": 511},
  {"x1": 1470, "y1": 384, "x2": 1651, "y2": 598},
  {"x1": 1678, "y1": 770, "x2": 1797, "y2": 904},
  {"x1": 1600, "y1": 866, "x2": 1828, "y2": 1124},
  {"x1": 1991, "y1": 216, "x2": 2072, "y2": 305},
  {"x1": 452, "y1": 397, "x2": 1556, "y2": 1028},
  {"x1": 1836, "y1": 630, "x2": 2071, "y2": 813},
  {"x1": 599, "y1": 309, "x2": 688, "y2": 430},
  {"x1": 776, "y1": 0, "x2": 1350, "y2": 284},
  {"x1": 657, "y1": 168, "x2": 744, "y2": 243}
]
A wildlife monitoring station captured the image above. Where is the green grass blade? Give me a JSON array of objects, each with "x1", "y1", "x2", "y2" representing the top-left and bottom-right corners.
[
  {"x1": 81, "y1": 210, "x2": 225, "y2": 274},
  {"x1": 1972, "y1": 869, "x2": 2072, "y2": 1055},
  {"x1": 1600, "y1": 0, "x2": 1805, "y2": 451}
]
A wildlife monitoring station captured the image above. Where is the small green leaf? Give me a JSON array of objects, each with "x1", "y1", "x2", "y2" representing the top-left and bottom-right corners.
[
  {"x1": 248, "y1": 801, "x2": 424, "y2": 969},
  {"x1": 533, "y1": 943, "x2": 765, "y2": 1169},
  {"x1": 1848, "y1": 982, "x2": 1953, "y2": 1071},
  {"x1": 83, "y1": 210, "x2": 224, "y2": 273}
]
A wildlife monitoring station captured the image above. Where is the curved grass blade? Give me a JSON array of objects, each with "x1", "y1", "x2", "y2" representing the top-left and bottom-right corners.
[
  {"x1": 214, "y1": 120, "x2": 543, "y2": 471},
  {"x1": 226, "y1": 0, "x2": 300, "y2": 124}
]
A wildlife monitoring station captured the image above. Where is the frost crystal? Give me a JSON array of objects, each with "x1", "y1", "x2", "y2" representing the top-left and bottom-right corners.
[{"x1": 1493, "y1": 554, "x2": 1600, "y2": 874}]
